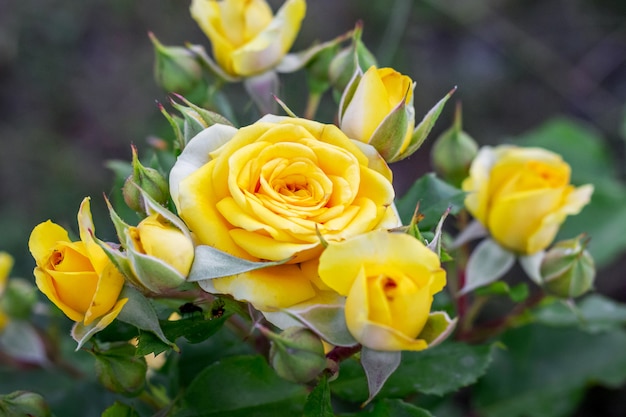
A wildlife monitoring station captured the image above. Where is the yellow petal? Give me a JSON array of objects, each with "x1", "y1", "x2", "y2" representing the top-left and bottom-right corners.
[
  {"x1": 488, "y1": 187, "x2": 565, "y2": 254},
  {"x1": 340, "y1": 66, "x2": 390, "y2": 142},
  {"x1": 90, "y1": 298, "x2": 129, "y2": 331},
  {"x1": 84, "y1": 262, "x2": 126, "y2": 325},
  {"x1": 28, "y1": 221, "x2": 70, "y2": 265},
  {"x1": 0, "y1": 252, "x2": 14, "y2": 293},
  {"x1": 34, "y1": 268, "x2": 86, "y2": 323},
  {"x1": 319, "y1": 230, "x2": 444, "y2": 295},
  {"x1": 231, "y1": 0, "x2": 306, "y2": 75},
  {"x1": 179, "y1": 160, "x2": 250, "y2": 259},
  {"x1": 212, "y1": 264, "x2": 316, "y2": 310},
  {"x1": 77, "y1": 197, "x2": 110, "y2": 275}
]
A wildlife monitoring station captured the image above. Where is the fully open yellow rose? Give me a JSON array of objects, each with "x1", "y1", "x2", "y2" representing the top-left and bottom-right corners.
[
  {"x1": 170, "y1": 116, "x2": 399, "y2": 311},
  {"x1": 28, "y1": 198, "x2": 127, "y2": 328},
  {"x1": 190, "y1": 0, "x2": 306, "y2": 77},
  {"x1": 339, "y1": 66, "x2": 415, "y2": 161},
  {"x1": 462, "y1": 145, "x2": 594, "y2": 254},
  {"x1": 318, "y1": 231, "x2": 446, "y2": 351}
]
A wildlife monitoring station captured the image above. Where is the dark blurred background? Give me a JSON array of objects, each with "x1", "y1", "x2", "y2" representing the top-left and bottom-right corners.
[{"x1": 1, "y1": 0, "x2": 625, "y2": 280}]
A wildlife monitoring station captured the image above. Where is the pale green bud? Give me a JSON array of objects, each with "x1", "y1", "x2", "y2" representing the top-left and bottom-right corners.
[
  {"x1": 0, "y1": 278, "x2": 37, "y2": 319},
  {"x1": 150, "y1": 32, "x2": 205, "y2": 97},
  {"x1": 541, "y1": 235, "x2": 595, "y2": 299},
  {"x1": 0, "y1": 391, "x2": 51, "y2": 417},
  {"x1": 92, "y1": 343, "x2": 147, "y2": 397},
  {"x1": 266, "y1": 326, "x2": 327, "y2": 384},
  {"x1": 122, "y1": 145, "x2": 169, "y2": 214},
  {"x1": 431, "y1": 102, "x2": 478, "y2": 187},
  {"x1": 328, "y1": 24, "x2": 377, "y2": 98}
]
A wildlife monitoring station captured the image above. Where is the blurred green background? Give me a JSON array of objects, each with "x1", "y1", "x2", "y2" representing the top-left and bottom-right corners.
[{"x1": 1, "y1": 0, "x2": 626, "y2": 415}]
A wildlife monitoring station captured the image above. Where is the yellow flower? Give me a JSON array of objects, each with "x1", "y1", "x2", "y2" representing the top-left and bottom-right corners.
[
  {"x1": 0, "y1": 252, "x2": 13, "y2": 297},
  {"x1": 190, "y1": 0, "x2": 306, "y2": 77},
  {"x1": 28, "y1": 198, "x2": 127, "y2": 328},
  {"x1": 462, "y1": 146, "x2": 594, "y2": 254},
  {"x1": 318, "y1": 231, "x2": 446, "y2": 351},
  {"x1": 170, "y1": 116, "x2": 399, "y2": 311},
  {"x1": 0, "y1": 252, "x2": 11, "y2": 332},
  {"x1": 128, "y1": 213, "x2": 194, "y2": 278},
  {"x1": 339, "y1": 66, "x2": 415, "y2": 162}
]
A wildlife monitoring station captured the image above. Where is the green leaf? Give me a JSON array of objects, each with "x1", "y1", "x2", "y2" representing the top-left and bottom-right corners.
[
  {"x1": 303, "y1": 374, "x2": 334, "y2": 417},
  {"x1": 136, "y1": 313, "x2": 232, "y2": 356},
  {"x1": 102, "y1": 402, "x2": 140, "y2": 417},
  {"x1": 396, "y1": 173, "x2": 466, "y2": 230},
  {"x1": 366, "y1": 399, "x2": 434, "y2": 417},
  {"x1": 474, "y1": 324, "x2": 626, "y2": 417},
  {"x1": 189, "y1": 245, "x2": 293, "y2": 282},
  {"x1": 460, "y1": 238, "x2": 516, "y2": 295},
  {"x1": 473, "y1": 282, "x2": 530, "y2": 303},
  {"x1": 533, "y1": 294, "x2": 626, "y2": 333},
  {"x1": 179, "y1": 355, "x2": 308, "y2": 417},
  {"x1": 331, "y1": 342, "x2": 494, "y2": 402}
]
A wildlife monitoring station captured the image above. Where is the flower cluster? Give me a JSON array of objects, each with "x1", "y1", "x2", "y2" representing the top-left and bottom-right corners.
[{"x1": 21, "y1": 0, "x2": 595, "y2": 409}]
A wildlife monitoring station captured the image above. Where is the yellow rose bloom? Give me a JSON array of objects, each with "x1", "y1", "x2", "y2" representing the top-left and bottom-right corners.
[
  {"x1": 339, "y1": 66, "x2": 415, "y2": 161},
  {"x1": 28, "y1": 198, "x2": 127, "y2": 327},
  {"x1": 318, "y1": 231, "x2": 446, "y2": 351},
  {"x1": 170, "y1": 116, "x2": 399, "y2": 311},
  {"x1": 128, "y1": 213, "x2": 194, "y2": 278},
  {"x1": 462, "y1": 146, "x2": 594, "y2": 254},
  {"x1": 190, "y1": 0, "x2": 306, "y2": 77}
]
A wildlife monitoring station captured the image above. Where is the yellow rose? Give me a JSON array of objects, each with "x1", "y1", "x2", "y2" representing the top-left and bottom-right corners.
[
  {"x1": 462, "y1": 145, "x2": 594, "y2": 254},
  {"x1": 170, "y1": 116, "x2": 399, "y2": 310},
  {"x1": 190, "y1": 0, "x2": 306, "y2": 77},
  {"x1": 28, "y1": 198, "x2": 127, "y2": 328},
  {"x1": 339, "y1": 66, "x2": 415, "y2": 162},
  {"x1": 128, "y1": 213, "x2": 194, "y2": 278},
  {"x1": 318, "y1": 231, "x2": 446, "y2": 351}
]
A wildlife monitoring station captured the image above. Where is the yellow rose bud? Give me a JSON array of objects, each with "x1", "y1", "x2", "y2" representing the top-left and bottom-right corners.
[
  {"x1": 128, "y1": 213, "x2": 195, "y2": 278},
  {"x1": 190, "y1": 0, "x2": 306, "y2": 77},
  {"x1": 28, "y1": 198, "x2": 127, "y2": 328},
  {"x1": 339, "y1": 66, "x2": 415, "y2": 162},
  {"x1": 318, "y1": 231, "x2": 446, "y2": 352},
  {"x1": 169, "y1": 116, "x2": 400, "y2": 311},
  {"x1": 462, "y1": 146, "x2": 594, "y2": 255}
]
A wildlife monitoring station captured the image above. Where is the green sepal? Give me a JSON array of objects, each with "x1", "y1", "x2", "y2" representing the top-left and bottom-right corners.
[
  {"x1": 115, "y1": 285, "x2": 176, "y2": 351},
  {"x1": 417, "y1": 311, "x2": 458, "y2": 347},
  {"x1": 360, "y1": 348, "x2": 402, "y2": 407},
  {"x1": 186, "y1": 43, "x2": 241, "y2": 83},
  {"x1": 394, "y1": 86, "x2": 456, "y2": 162},
  {"x1": 188, "y1": 245, "x2": 292, "y2": 282},
  {"x1": 368, "y1": 89, "x2": 414, "y2": 162},
  {"x1": 459, "y1": 238, "x2": 516, "y2": 295},
  {"x1": 284, "y1": 302, "x2": 358, "y2": 347}
]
